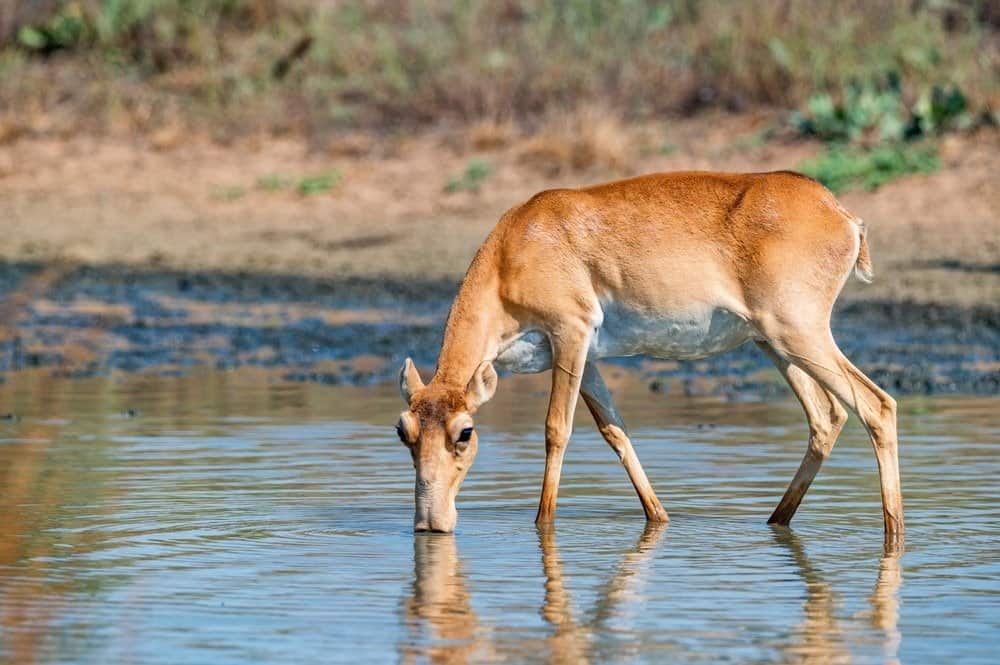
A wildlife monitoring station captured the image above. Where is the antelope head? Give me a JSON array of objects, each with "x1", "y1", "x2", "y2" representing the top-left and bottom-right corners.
[{"x1": 396, "y1": 358, "x2": 498, "y2": 532}]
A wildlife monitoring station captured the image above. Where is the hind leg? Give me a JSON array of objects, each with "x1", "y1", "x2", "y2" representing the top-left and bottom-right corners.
[
  {"x1": 758, "y1": 323, "x2": 903, "y2": 538},
  {"x1": 757, "y1": 341, "x2": 848, "y2": 525},
  {"x1": 580, "y1": 362, "x2": 668, "y2": 522}
]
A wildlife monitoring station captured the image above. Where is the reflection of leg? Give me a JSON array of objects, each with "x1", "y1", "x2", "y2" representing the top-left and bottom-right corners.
[
  {"x1": 770, "y1": 527, "x2": 847, "y2": 663},
  {"x1": 536, "y1": 526, "x2": 590, "y2": 665},
  {"x1": 757, "y1": 342, "x2": 847, "y2": 525},
  {"x1": 580, "y1": 362, "x2": 668, "y2": 522},
  {"x1": 537, "y1": 523, "x2": 668, "y2": 665},
  {"x1": 537, "y1": 526, "x2": 575, "y2": 627},
  {"x1": 590, "y1": 521, "x2": 668, "y2": 627},
  {"x1": 868, "y1": 545, "x2": 903, "y2": 663}
]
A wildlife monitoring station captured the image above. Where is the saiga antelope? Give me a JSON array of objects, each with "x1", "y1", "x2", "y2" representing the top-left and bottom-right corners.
[{"x1": 395, "y1": 171, "x2": 903, "y2": 539}]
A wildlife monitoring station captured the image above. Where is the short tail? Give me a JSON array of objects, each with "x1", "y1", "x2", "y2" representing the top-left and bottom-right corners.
[{"x1": 853, "y1": 218, "x2": 874, "y2": 283}]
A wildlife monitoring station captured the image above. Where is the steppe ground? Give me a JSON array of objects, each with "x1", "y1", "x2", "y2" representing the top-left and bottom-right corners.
[{"x1": 2, "y1": 113, "x2": 998, "y2": 307}]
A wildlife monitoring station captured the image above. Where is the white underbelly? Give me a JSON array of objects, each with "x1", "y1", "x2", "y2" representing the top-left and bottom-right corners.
[
  {"x1": 494, "y1": 304, "x2": 756, "y2": 373},
  {"x1": 595, "y1": 303, "x2": 755, "y2": 360},
  {"x1": 495, "y1": 330, "x2": 552, "y2": 373}
]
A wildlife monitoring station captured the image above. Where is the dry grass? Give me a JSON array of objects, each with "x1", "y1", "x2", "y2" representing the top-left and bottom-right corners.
[
  {"x1": 0, "y1": 1, "x2": 996, "y2": 141},
  {"x1": 467, "y1": 119, "x2": 519, "y2": 152},
  {"x1": 515, "y1": 108, "x2": 634, "y2": 176}
]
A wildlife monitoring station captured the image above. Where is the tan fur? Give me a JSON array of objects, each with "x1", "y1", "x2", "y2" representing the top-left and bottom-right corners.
[
  {"x1": 398, "y1": 170, "x2": 902, "y2": 539},
  {"x1": 855, "y1": 220, "x2": 874, "y2": 282}
]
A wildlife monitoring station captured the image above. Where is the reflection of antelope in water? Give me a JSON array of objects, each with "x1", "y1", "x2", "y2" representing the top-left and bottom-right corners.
[
  {"x1": 401, "y1": 524, "x2": 665, "y2": 665},
  {"x1": 401, "y1": 534, "x2": 495, "y2": 665},
  {"x1": 538, "y1": 523, "x2": 667, "y2": 665},
  {"x1": 403, "y1": 525, "x2": 900, "y2": 663},
  {"x1": 865, "y1": 543, "x2": 903, "y2": 665},
  {"x1": 772, "y1": 528, "x2": 903, "y2": 665}
]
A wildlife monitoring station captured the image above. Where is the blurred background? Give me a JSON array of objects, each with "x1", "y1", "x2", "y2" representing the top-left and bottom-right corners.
[
  {"x1": 2, "y1": 1, "x2": 997, "y2": 137},
  {"x1": 0, "y1": 0, "x2": 997, "y2": 384}
]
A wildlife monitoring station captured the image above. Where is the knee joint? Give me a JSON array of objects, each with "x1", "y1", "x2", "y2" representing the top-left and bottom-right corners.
[{"x1": 545, "y1": 423, "x2": 570, "y2": 451}]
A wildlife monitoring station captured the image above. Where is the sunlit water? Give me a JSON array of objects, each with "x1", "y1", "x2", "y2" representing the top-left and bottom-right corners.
[{"x1": 0, "y1": 370, "x2": 997, "y2": 664}]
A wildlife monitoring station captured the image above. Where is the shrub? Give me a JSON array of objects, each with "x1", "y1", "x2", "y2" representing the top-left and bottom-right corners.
[
  {"x1": 798, "y1": 143, "x2": 939, "y2": 193},
  {"x1": 16, "y1": 3, "x2": 85, "y2": 54},
  {"x1": 792, "y1": 77, "x2": 973, "y2": 144}
]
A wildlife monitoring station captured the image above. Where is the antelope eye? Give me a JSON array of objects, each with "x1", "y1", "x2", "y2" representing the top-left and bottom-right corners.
[
  {"x1": 458, "y1": 427, "x2": 474, "y2": 443},
  {"x1": 395, "y1": 424, "x2": 408, "y2": 444}
]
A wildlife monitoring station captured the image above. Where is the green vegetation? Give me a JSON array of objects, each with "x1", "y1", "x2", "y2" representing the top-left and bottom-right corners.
[
  {"x1": 15, "y1": 4, "x2": 85, "y2": 53},
  {"x1": 254, "y1": 171, "x2": 341, "y2": 195},
  {"x1": 445, "y1": 160, "x2": 493, "y2": 193},
  {"x1": 792, "y1": 77, "x2": 975, "y2": 144},
  {"x1": 789, "y1": 75, "x2": 977, "y2": 191},
  {"x1": 1, "y1": 1, "x2": 996, "y2": 137},
  {"x1": 296, "y1": 171, "x2": 341, "y2": 195},
  {"x1": 799, "y1": 143, "x2": 940, "y2": 193}
]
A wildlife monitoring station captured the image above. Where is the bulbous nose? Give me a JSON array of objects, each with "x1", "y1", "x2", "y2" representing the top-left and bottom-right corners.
[
  {"x1": 413, "y1": 500, "x2": 457, "y2": 533},
  {"x1": 413, "y1": 522, "x2": 453, "y2": 533},
  {"x1": 413, "y1": 512, "x2": 456, "y2": 532}
]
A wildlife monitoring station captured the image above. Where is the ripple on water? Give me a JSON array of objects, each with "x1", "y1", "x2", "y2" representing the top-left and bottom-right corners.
[{"x1": 0, "y1": 375, "x2": 997, "y2": 664}]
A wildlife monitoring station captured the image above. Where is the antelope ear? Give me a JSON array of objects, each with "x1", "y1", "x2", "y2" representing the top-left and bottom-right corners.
[
  {"x1": 399, "y1": 358, "x2": 425, "y2": 404},
  {"x1": 465, "y1": 361, "x2": 498, "y2": 411}
]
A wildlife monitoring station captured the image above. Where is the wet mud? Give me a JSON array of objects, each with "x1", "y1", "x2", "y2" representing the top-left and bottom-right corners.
[{"x1": 1, "y1": 261, "x2": 997, "y2": 396}]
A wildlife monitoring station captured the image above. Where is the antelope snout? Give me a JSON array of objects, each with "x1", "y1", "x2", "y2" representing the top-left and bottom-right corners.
[
  {"x1": 413, "y1": 484, "x2": 457, "y2": 533},
  {"x1": 413, "y1": 517, "x2": 456, "y2": 533},
  {"x1": 413, "y1": 505, "x2": 457, "y2": 532},
  {"x1": 413, "y1": 521, "x2": 455, "y2": 533}
]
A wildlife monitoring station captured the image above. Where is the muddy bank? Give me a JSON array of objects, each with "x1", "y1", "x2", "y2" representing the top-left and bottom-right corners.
[{"x1": 1, "y1": 262, "x2": 997, "y2": 397}]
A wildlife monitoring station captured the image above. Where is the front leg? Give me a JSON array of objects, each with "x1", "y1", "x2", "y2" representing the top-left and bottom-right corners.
[
  {"x1": 536, "y1": 325, "x2": 591, "y2": 524},
  {"x1": 580, "y1": 362, "x2": 668, "y2": 522}
]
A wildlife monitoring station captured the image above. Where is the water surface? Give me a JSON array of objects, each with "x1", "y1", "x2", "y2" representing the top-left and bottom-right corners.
[{"x1": 0, "y1": 370, "x2": 997, "y2": 663}]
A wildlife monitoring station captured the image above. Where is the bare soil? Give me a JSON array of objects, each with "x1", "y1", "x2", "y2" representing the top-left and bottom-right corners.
[{"x1": 1, "y1": 112, "x2": 997, "y2": 306}]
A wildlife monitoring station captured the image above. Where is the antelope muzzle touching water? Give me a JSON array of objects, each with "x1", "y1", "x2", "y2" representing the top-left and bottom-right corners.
[{"x1": 394, "y1": 170, "x2": 903, "y2": 539}]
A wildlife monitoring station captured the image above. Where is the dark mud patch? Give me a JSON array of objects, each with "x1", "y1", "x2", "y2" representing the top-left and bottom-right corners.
[{"x1": 1, "y1": 261, "x2": 997, "y2": 396}]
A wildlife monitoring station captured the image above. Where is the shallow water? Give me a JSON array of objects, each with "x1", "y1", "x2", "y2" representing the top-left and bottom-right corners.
[{"x1": 0, "y1": 370, "x2": 997, "y2": 664}]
